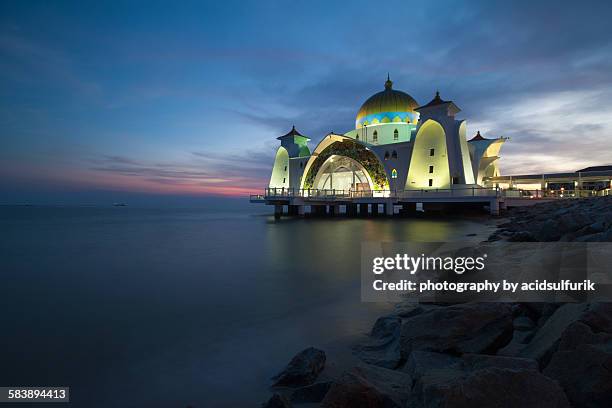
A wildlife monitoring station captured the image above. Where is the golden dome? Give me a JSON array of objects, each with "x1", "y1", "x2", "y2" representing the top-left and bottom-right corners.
[{"x1": 355, "y1": 76, "x2": 419, "y2": 128}]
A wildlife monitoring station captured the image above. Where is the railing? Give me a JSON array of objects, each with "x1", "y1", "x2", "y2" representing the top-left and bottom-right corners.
[
  {"x1": 504, "y1": 188, "x2": 611, "y2": 199},
  {"x1": 254, "y1": 186, "x2": 611, "y2": 202},
  {"x1": 259, "y1": 187, "x2": 502, "y2": 200},
  {"x1": 397, "y1": 187, "x2": 500, "y2": 198}
]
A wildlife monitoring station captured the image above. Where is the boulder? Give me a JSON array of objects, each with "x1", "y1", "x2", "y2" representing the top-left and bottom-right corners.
[
  {"x1": 290, "y1": 381, "x2": 332, "y2": 403},
  {"x1": 353, "y1": 315, "x2": 402, "y2": 369},
  {"x1": 322, "y1": 364, "x2": 411, "y2": 408},
  {"x1": 519, "y1": 303, "x2": 612, "y2": 363},
  {"x1": 544, "y1": 322, "x2": 612, "y2": 408},
  {"x1": 535, "y1": 219, "x2": 562, "y2": 241},
  {"x1": 399, "y1": 303, "x2": 513, "y2": 358},
  {"x1": 410, "y1": 367, "x2": 570, "y2": 408},
  {"x1": 272, "y1": 347, "x2": 326, "y2": 387},
  {"x1": 261, "y1": 393, "x2": 292, "y2": 408},
  {"x1": 402, "y1": 351, "x2": 460, "y2": 378},
  {"x1": 403, "y1": 351, "x2": 537, "y2": 378},
  {"x1": 519, "y1": 303, "x2": 589, "y2": 362},
  {"x1": 508, "y1": 230, "x2": 536, "y2": 242}
]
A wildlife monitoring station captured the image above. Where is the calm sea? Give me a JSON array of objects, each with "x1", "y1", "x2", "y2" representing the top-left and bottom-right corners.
[{"x1": 0, "y1": 204, "x2": 495, "y2": 407}]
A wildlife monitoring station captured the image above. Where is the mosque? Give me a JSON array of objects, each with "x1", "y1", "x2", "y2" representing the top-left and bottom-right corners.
[
  {"x1": 268, "y1": 75, "x2": 506, "y2": 195},
  {"x1": 256, "y1": 76, "x2": 611, "y2": 216}
]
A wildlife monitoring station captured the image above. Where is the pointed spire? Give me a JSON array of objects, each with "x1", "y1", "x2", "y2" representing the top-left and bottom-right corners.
[{"x1": 384, "y1": 74, "x2": 393, "y2": 90}]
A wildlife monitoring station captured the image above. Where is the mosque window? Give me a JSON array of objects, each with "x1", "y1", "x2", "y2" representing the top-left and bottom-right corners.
[
  {"x1": 429, "y1": 165, "x2": 434, "y2": 174},
  {"x1": 430, "y1": 148, "x2": 435, "y2": 156},
  {"x1": 356, "y1": 134, "x2": 359, "y2": 140},
  {"x1": 428, "y1": 179, "x2": 433, "y2": 186},
  {"x1": 393, "y1": 129, "x2": 399, "y2": 140},
  {"x1": 373, "y1": 130, "x2": 378, "y2": 142},
  {"x1": 391, "y1": 169, "x2": 398, "y2": 179},
  {"x1": 384, "y1": 151, "x2": 390, "y2": 160},
  {"x1": 391, "y1": 150, "x2": 397, "y2": 159},
  {"x1": 284, "y1": 165, "x2": 287, "y2": 172},
  {"x1": 283, "y1": 177, "x2": 286, "y2": 183}
]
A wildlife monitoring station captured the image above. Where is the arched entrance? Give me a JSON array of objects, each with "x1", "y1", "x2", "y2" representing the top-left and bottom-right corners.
[{"x1": 312, "y1": 155, "x2": 373, "y2": 192}]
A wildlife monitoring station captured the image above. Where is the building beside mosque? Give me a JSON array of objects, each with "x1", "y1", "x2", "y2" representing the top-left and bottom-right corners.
[{"x1": 267, "y1": 76, "x2": 507, "y2": 195}]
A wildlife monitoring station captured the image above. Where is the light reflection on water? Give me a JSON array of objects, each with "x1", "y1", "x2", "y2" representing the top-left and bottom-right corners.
[{"x1": 0, "y1": 206, "x2": 494, "y2": 407}]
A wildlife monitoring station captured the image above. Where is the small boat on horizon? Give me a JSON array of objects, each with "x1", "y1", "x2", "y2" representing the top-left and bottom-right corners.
[{"x1": 112, "y1": 203, "x2": 127, "y2": 207}]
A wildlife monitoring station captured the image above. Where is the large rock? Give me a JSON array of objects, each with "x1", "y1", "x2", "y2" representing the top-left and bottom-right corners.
[
  {"x1": 353, "y1": 315, "x2": 402, "y2": 369},
  {"x1": 518, "y1": 303, "x2": 612, "y2": 363},
  {"x1": 261, "y1": 393, "x2": 292, "y2": 408},
  {"x1": 403, "y1": 350, "x2": 537, "y2": 378},
  {"x1": 290, "y1": 381, "x2": 332, "y2": 403},
  {"x1": 410, "y1": 367, "x2": 570, "y2": 408},
  {"x1": 322, "y1": 364, "x2": 411, "y2": 408},
  {"x1": 544, "y1": 322, "x2": 612, "y2": 408},
  {"x1": 399, "y1": 303, "x2": 513, "y2": 358},
  {"x1": 272, "y1": 347, "x2": 326, "y2": 387}
]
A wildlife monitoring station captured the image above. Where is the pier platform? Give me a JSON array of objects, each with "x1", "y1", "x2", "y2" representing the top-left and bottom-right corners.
[{"x1": 250, "y1": 187, "x2": 510, "y2": 217}]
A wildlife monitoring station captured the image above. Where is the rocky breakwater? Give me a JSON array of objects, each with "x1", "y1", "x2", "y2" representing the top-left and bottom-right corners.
[
  {"x1": 260, "y1": 197, "x2": 612, "y2": 407},
  {"x1": 489, "y1": 196, "x2": 612, "y2": 242}
]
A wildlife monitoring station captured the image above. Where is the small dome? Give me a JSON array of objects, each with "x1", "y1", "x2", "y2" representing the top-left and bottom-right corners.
[{"x1": 355, "y1": 75, "x2": 419, "y2": 128}]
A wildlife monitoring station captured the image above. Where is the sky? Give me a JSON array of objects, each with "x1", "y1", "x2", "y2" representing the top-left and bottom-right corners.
[{"x1": 1, "y1": 0, "x2": 612, "y2": 203}]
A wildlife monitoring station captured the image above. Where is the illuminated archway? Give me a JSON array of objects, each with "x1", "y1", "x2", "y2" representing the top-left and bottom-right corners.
[
  {"x1": 312, "y1": 155, "x2": 374, "y2": 192},
  {"x1": 302, "y1": 137, "x2": 389, "y2": 190}
]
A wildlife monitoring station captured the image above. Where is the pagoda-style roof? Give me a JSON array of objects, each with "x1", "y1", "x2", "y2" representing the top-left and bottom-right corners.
[
  {"x1": 415, "y1": 91, "x2": 452, "y2": 110},
  {"x1": 277, "y1": 125, "x2": 310, "y2": 141},
  {"x1": 469, "y1": 130, "x2": 487, "y2": 141}
]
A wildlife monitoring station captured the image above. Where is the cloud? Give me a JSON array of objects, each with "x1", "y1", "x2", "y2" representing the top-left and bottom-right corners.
[{"x1": 89, "y1": 148, "x2": 274, "y2": 195}]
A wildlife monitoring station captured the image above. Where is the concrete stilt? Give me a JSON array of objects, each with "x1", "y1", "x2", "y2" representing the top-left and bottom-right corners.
[
  {"x1": 329, "y1": 205, "x2": 339, "y2": 216},
  {"x1": 359, "y1": 203, "x2": 369, "y2": 216},
  {"x1": 274, "y1": 204, "x2": 283, "y2": 219},
  {"x1": 298, "y1": 205, "x2": 305, "y2": 217},
  {"x1": 489, "y1": 199, "x2": 500, "y2": 216},
  {"x1": 385, "y1": 202, "x2": 394, "y2": 216},
  {"x1": 288, "y1": 205, "x2": 299, "y2": 216},
  {"x1": 371, "y1": 204, "x2": 379, "y2": 216},
  {"x1": 347, "y1": 204, "x2": 358, "y2": 216}
]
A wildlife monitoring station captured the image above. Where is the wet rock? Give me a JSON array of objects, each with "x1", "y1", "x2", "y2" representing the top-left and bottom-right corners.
[
  {"x1": 411, "y1": 367, "x2": 570, "y2": 408},
  {"x1": 519, "y1": 303, "x2": 589, "y2": 362},
  {"x1": 544, "y1": 322, "x2": 612, "y2": 408},
  {"x1": 272, "y1": 347, "x2": 326, "y2": 387},
  {"x1": 508, "y1": 230, "x2": 536, "y2": 242},
  {"x1": 321, "y1": 364, "x2": 411, "y2": 408},
  {"x1": 513, "y1": 315, "x2": 536, "y2": 331},
  {"x1": 403, "y1": 350, "x2": 537, "y2": 378},
  {"x1": 261, "y1": 393, "x2": 292, "y2": 408},
  {"x1": 519, "y1": 303, "x2": 612, "y2": 364},
  {"x1": 399, "y1": 303, "x2": 513, "y2": 358},
  {"x1": 536, "y1": 219, "x2": 562, "y2": 241},
  {"x1": 402, "y1": 351, "x2": 460, "y2": 378},
  {"x1": 370, "y1": 315, "x2": 401, "y2": 339},
  {"x1": 290, "y1": 381, "x2": 332, "y2": 403},
  {"x1": 353, "y1": 315, "x2": 402, "y2": 369}
]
